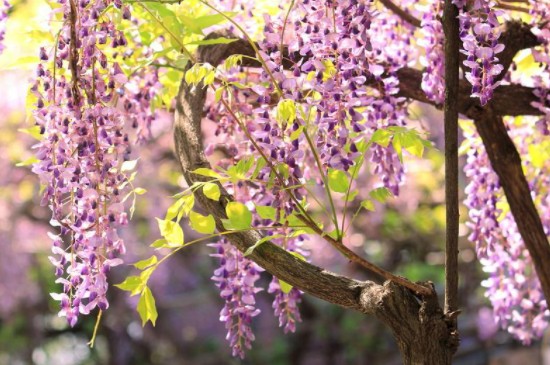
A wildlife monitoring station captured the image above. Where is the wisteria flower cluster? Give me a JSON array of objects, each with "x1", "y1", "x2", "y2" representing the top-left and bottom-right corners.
[
  {"x1": 418, "y1": 1, "x2": 445, "y2": 104},
  {"x1": 29, "y1": 0, "x2": 159, "y2": 326},
  {"x1": 454, "y1": 0, "x2": 505, "y2": 105},
  {"x1": 463, "y1": 120, "x2": 550, "y2": 344},
  {"x1": 202, "y1": 0, "x2": 423, "y2": 355},
  {"x1": 209, "y1": 239, "x2": 263, "y2": 359}
]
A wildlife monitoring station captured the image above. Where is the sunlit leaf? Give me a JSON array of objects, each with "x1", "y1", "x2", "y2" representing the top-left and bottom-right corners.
[
  {"x1": 133, "y1": 255, "x2": 158, "y2": 270},
  {"x1": 328, "y1": 168, "x2": 349, "y2": 193},
  {"x1": 137, "y1": 287, "x2": 158, "y2": 326},
  {"x1": 189, "y1": 211, "x2": 216, "y2": 234},
  {"x1": 225, "y1": 202, "x2": 252, "y2": 230},
  {"x1": 203, "y1": 182, "x2": 221, "y2": 201}
]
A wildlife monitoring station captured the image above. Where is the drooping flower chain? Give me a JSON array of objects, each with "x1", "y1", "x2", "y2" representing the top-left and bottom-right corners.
[
  {"x1": 418, "y1": 0, "x2": 445, "y2": 104},
  {"x1": 209, "y1": 238, "x2": 263, "y2": 359},
  {"x1": 463, "y1": 121, "x2": 550, "y2": 344},
  {"x1": 31, "y1": 0, "x2": 137, "y2": 326},
  {"x1": 454, "y1": 0, "x2": 504, "y2": 105}
]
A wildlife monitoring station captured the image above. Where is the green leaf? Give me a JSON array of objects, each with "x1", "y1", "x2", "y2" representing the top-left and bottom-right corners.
[
  {"x1": 279, "y1": 279, "x2": 293, "y2": 294},
  {"x1": 255, "y1": 205, "x2": 277, "y2": 221},
  {"x1": 392, "y1": 134, "x2": 404, "y2": 162},
  {"x1": 214, "y1": 86, "x2": 225, "y2": 102},
  {"x1": 369, "y1": 187, "x2": 393, "y2": 203},
  {"x1": 327, "y1": 169, "x2": 349, "y2": 193},
  {"x1": 250, "y1": 157, "x2": 266, "y2": 179},
  {"x1": 361, "y1": 199, "x2": 375, "y2": 212},
  {"x1": 225, "y1": 202, "x2": 252, "y2": 230},
  {"x1": 115, "y1": 276, "x2": 144, "y2": 296},
  {"x1": 224, "y1": 54, "x2": 243, "y2": 70},
  {"x1": 16, "y1": 156, "x2": 39, "y2": 167},
  {"x1": 400, "y1": 130, "x2": 425, "y2": 158},
  {"x1": 18, "y1": 126, "x2": 43, "y2": 141},
  {"x1": 243, "y1": 235, "x2": 281, "y2": 256},
  {"x1": 203, "y1": 182, "x2": 221, "y2": 201},
  {"x1": 150, "y1": 238, "x2": 169, "y2": 248},
  {"x1": 189, "y1": 211, "x2": 216, "y2": 234},
  {"x1": 277, "y1": 99, "x2": 296, "y2": 125},
  {"x1": 192, "y1": 167, "x2": 222, "y2": 179},
  {"x1": 137, "y1": 287, "x2": 158, "y2": 326},
  {"x1": 165, "y1": 195, "x2": 194, "y2": 221},
  {"x1": 156, "y1": 218, "x2": 184, "y2": 246},
  {"x1": 133, "y1": 187, "x2": 147, "y2": 195},
  {"x1": 371, "y1": 129, "x2": 392, "y2": 147},
  {"x1": 344, "y1": 189, "x2": 358, "y2": 202},
  {"x1": 133, "y1": 255, "x2": 158, "y2": 270},
  {"x1": 290, "y1": 125, "x2": 303, "y2": 141}
]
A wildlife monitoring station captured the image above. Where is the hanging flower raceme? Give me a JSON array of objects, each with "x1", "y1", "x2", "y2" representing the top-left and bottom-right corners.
[
  {"x1": 418, "y1": 0, "x2": 445, "y2": 104},
  {"x1": 455, "y1": 0, "x2": 504, "y2": 105},
  {"x1": 463, "y1": 122, "x2": 550, "y2": 344},
  {"x1": 31, "y1": 0, "x2": 138, "y2": 327},
  {"x1": 209, "y1": 239, "x2": 263, "y2": 359}
]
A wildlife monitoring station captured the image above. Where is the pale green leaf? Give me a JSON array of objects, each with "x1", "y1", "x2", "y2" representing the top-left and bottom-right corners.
[
  {"x1": 189, "y1": 211, "x2": 216, "y2": 234},
  {"x1": 156, "y1": 218, "x2": 184, "y2": 246},
  {"x1": 370, "y1": 187, "x2": 393, "y2": 203},
  {"x1": 225, "y1": 202, "x2": 252, "y2": 230},
  {"x1": 133, "y1": 255, "x2": 158, "y2": 270},
  {"x1": 327, "y1": 168, "x2": 350, "y2": 193},
  {"x1": 203, "y1": 182, "x2": 220, "y2": 201},
  {"x1": 137, "y1": 287, "x2": 158, "y2": 326},
  {"x1": 255, "y1": 205, "x2": 277, "y2": 221}
]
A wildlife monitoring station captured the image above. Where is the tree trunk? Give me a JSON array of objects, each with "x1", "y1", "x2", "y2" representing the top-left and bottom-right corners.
[{"x1": 360, "y1": 282, "x2": 458, "y2": 365}]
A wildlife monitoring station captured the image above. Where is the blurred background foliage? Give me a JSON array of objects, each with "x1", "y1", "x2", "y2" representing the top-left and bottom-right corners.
[{"x1": 1, "y1": 0, "x2": 548, "y2": 364}]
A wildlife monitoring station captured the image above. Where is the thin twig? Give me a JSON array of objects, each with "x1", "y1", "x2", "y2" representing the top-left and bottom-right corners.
[{"x1": 443, "y1": 0, "x2": 460, "y2": 323}]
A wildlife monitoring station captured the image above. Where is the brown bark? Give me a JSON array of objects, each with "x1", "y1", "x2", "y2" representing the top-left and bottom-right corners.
[{"x1": 443, "y1": 0, "x2": 460, "y2": 344}]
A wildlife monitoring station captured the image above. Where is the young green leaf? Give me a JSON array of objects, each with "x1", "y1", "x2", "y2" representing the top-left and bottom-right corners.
[
  {"x1": 279, "y1": 279, "x2": 293, "y2": 294},
  {"x1": 192, "y1": 167, "x2": 222, "y2": 178},
  {"x1": 115, "y1": 276, "x2": 144, "y2": 296},
  {"x1": 150, "y1": 238, "x2": 169, "y2": 249},
  {"x1": 371, "y1": 129, "x2": 392, "y2": 147},
  {"x1": 361, "y1": 199, "x2": 376, "y2": 212},
  {"x1": 328, "y1": 168, "x2": 350, "y2": 193},
  {"x1": 156, "y1": 218, "x2": 184, "y2": 246},
  {"x1": 225, "y1": 202, "x2": 252, "y2": 230},
  {"x1": 244, "y1": 234, "x2": 282, "y2": 256},
  {"x1": 203, "y1": 182, "x2": 221, "y2": 201},
  {"x1": 255, "y1": 205, "x2": 277, "y2": 221},
  {"x1": 133, "y1": 255, "x2": 158, "y2": 270},
  {"x1": 189, "y1": 211, "x2": 216, "y2": 234},
  {"x1": 137, "y1": 287, "x2": 158, "y2": 326},
  {"x1": 369, "y1": 187, "x2": 393, "y2": 203}
]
